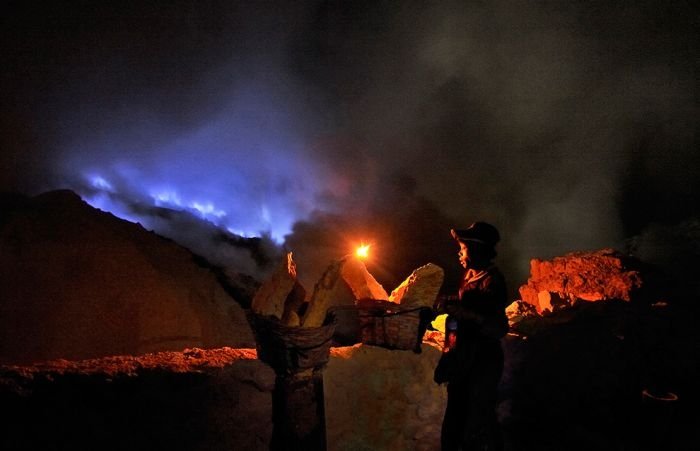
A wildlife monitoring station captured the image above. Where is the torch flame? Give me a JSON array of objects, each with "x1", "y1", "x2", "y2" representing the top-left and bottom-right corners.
[{"x1": 356, "y1": 244, "x2": 370, "y2": 259}]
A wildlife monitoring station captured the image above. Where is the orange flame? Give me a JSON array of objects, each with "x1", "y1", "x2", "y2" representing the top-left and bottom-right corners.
[{"x1": 356, "y1": 244, "x2": 370, "y2": 259}]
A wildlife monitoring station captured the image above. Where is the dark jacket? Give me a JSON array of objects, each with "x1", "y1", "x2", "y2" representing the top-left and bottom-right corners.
[
  {"x1": 437, "y1": 266, "x2": 508, "y2": 382},
  {"x1": 451, "y1": 266, "x2": 509, "y2": 343},
  {"x1": 437, "y1": 265, "x2": 509, "y2": 450}
]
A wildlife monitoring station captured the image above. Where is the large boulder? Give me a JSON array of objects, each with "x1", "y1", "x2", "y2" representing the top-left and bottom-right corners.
[
  {"x1": 518, "y1": 248, "x2": 644, "y2": 313},
  {"x1": 0, "y1": 190, "x2": 255, "y2": 365}
]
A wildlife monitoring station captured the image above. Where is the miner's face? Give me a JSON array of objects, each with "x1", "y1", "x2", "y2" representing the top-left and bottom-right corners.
[{"x1": 457, "y1": 241, "x2": 469, "y2": 268}]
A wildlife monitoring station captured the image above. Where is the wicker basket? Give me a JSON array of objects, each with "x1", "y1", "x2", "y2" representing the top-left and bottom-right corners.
[
  {"x1": 356, "y1": 300, "x2": 432, "y2": 352},
  {"x1": 248, "y1": 311, "x2": 336, "y2": 374}
]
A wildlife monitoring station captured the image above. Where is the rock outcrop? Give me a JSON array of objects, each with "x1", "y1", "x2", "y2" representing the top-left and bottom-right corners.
[
  {"x1": 518, "y1": 248, "x2": 644, "y2": 313},
  {"x1": 0, "y1": 190, "x2": 254, "y2": 365}
]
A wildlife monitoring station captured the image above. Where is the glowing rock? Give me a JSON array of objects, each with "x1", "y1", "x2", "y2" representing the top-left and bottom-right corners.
[
  {"x1": 340, "y1": 257, "x2": 388, "y2": 301},
  {"x1": 518, "y1": 248, "x2": 644, "y2": 313}
]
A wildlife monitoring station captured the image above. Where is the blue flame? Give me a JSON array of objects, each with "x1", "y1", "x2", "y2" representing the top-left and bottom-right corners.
[
  {"x1": 60, "y1": 68, "x2": 328, "y2": 245},
  {"x1": 88, "y1": 175, "x2": 115, "y2": 192},
  {"x1": 151, "y1": 190, "x2": 183, "y2": 208},
  {"x1": 190, "y1": 201, "x2": 226, "y2": 219},
  {"x1": 80, "y1": 171, "x2": 299, "y2": 243}
]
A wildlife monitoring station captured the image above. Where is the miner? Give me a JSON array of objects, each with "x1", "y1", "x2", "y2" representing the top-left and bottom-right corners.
[{"x1": 434, "y1": 222, "x2": 509, "y2": 451}]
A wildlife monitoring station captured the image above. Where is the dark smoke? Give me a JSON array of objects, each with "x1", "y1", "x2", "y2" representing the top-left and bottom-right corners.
[{"x1": 2, "y1": 1, "x2": 697, "y2": 295}]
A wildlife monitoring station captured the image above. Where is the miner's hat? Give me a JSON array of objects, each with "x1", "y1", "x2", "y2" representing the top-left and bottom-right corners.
[{"x1": 451, "y1": 222, "x2": 500, "y2": 247}]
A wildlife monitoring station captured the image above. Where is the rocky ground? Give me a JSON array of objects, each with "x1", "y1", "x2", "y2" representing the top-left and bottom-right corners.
[
  {"x1": 502, "y1": 300, "x2": 697, "y2": 450},
  {"x1": 0, "y1": 343, "x2": 447, "y2": 451},
  {"x1": 1, "y1": 300, "x2": 696, "y2": 451},
  {"x1": 501, "y1": 248, "x2": 698, "y2": 451},
  {"x1": 1, "y1": 191, "x2": 696, "y2": 450}
]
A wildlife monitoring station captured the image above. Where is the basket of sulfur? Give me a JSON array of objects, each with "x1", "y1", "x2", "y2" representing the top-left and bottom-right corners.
[
  {"x1": 248, "y1": 252, "x2": 336, "y2": 374},
  {"x1": 250, "y1": 253, "x2": 444, "y2": 366}
]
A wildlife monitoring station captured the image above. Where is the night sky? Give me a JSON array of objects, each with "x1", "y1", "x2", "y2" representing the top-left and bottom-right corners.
[{"x1": 2, "y1": 0, "x2": 697, "y2": 292}]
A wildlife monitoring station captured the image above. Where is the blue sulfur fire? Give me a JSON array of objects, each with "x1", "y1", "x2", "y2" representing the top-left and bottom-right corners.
[
  {"x1": 89, "y1": 175, "x2": 115, "y2": 192},
  {"x1": 152, "y1": 191, "x2": 183, "y2": 208},
  {"x1": 152, "y1": 191, "x2": 226, "y2": 220},
  {"x1": 58, "y1": 66, "x2": 328, "y2": 246},
  {"x1": 83, "y1": 173, "x2": 296, "y2": 243}
]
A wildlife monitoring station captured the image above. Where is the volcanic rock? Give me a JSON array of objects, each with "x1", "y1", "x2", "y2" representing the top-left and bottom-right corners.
[
  {"x1": 518, "y1": 248, "x2": 644, "y2": 313},
  {"x1": 389, "y1": 263, "x2": 444, "y2": 308},
  {"x1": 0, "y1": 190, "x2": 254, "y2": 365}
]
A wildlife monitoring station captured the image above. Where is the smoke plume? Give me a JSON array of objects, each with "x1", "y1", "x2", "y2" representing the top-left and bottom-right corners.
[{"x1": 2, "y1": 1, "x2": 697, "y2": 294}]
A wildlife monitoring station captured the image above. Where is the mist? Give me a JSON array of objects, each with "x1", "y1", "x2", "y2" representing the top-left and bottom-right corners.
[{"x1": 2, "y1": 0, "x2": 697, "y2": 293}]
